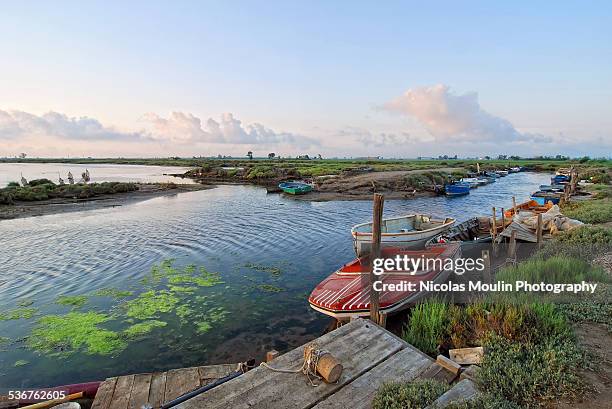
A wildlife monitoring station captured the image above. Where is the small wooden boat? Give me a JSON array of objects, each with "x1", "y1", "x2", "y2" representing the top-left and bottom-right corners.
[
  {"x1": 278, "y1": 181, "x2": 313, "y2": 195},
  {"x1": 531, "y1": 191, "x2": 561, "y2": 205},
  {"x1": 496, "y1": 170, "x2": 508, "y2": 177},
  {"x1": 308, "y1": 243, "x2": 461, "y2": 318},
  {"x1": 509, "y1": 166, "x2": 521, "y2": 173},
  {"x1": 445, "y1": 183, "x2": 470, "y2": 196},
  {"x1": 551, "y1": 174, "x2": 570, "y2": 184},
  {"x1": 460, "y1": 178, "x2": 480, "y2": 188},
  {"x1": 503, "y1": 199, "x2": 553, "y2": 219},
  {"x1": 425, "y1": 217, "x2": 493, "y2": 248},
  {"x1": 351, "y1": 214, "x2": 455, "y2": 256},
  {"x1": 539, "y1": 184, "x2": 565, "y2": 192}
]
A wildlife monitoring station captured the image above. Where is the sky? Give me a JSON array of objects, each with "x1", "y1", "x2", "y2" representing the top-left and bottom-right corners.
[{"x1": 1, "y1": 1, "x2": 611, "y2": 158}]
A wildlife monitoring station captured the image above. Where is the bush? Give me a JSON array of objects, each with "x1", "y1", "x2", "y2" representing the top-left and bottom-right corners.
[
  {"x1": 7, "y1": 181, "x2": 20, "y2": 187},
  {"x1": 402, "y1": 300, "x2": 448, "y2": 355},
  {"x1": 28, "y1": 178, "x2": 56, "y2": 187},
  {"x1": 372, "y1": 379, "x2": 449, "y2": 409},
  {"x1": 496, "y1": 255, "x2": 608, "y2": 285},
  {"x1": 477, "y1": 335, "x2": 586, "y2": 407}
]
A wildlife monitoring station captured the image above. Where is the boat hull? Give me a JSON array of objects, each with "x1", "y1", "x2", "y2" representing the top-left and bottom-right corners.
[
  {"x1": 278, "y1": 182, "x2": 313, "y2": 195},
  {"x1": 445, "y1": 183, "x2": 470, "y2": 196},
  {"x1": 308, "y1": 243, "x2": 461, "y2": 318}
]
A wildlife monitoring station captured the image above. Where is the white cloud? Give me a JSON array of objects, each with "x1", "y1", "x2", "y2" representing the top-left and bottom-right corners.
[
  {"x1": 143, "y1": 112, "x2": 320, "y2": 148},
  {"x1": 383, "y1": 84, "x2": 552, "y2": 144},
  {"x1": 0, "y1": 110, "x2": 143, "y2": 141},
  {"x1": 337, "y1": 127, "x2": 415, "y2": 147}
]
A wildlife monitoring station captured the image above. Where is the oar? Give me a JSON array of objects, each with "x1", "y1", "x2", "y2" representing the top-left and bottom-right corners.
[{"x1": 20, "y1": 391, "x2": 83, "y2": 409}]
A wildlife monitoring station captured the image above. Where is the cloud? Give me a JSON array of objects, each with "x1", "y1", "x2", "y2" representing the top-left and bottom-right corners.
[
  {"x1": 143, "y1": 112, "x2": 320, "y2": 148},
  {"x1": 383, "y1": 84, "x2": 552, "y2": 144},
  {"x1": 337, "y1": 127, "x2": 414, "y2": 147},
  {"x1": 0, "y1": 110, "x2": 144, "y2": 141}
]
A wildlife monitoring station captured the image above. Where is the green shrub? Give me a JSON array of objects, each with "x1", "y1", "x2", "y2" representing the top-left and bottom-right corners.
[
  {"x1": 496, "y1": 255, "x2": 608, "y2": 285},
  {"x1": 28, "y1": 178, "x2": 56, "y2": 187},
  {"x1": 562, "y1": 199, "x2": 612, "y2": 224},
  {"x1": 7, "y1": 181, "x2": 20, "y2": 187},
  {"x1": 372, "y1": 379, "x2": 449, "y2": 409},
  {"x1": 402, "y1": 300, "x2": 448, "y2": 355},
  {"x1": 477, "y1": 335, "x2": 586, "y2": 407},
  {"x1": 444, "y1": 394, "x2": 521, "y2": 409}
]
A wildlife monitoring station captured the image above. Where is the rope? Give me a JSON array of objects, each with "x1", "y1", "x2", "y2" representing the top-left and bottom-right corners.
[{"x1": 259, "y1": 343, "x2": 328, "y2": 387}]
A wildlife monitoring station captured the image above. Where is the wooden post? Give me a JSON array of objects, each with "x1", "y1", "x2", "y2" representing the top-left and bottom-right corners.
[
  {"x1": 501, "y1": 207, "x2": 505, "y2": 229},
  {"x1": 482, "y1": 249, "x2": 491, "y2": 283},
  {"x1": 508, "y1": 230, "x2": 517, "y2": 261},
  {"x1": 491, "y1": 207, "x2": 497, "y2": 241},
  {"x1": 512, "y1": 196, "x2": 517, "y2": 218},
  {"x1": 370, "y1": 193, "x2": 384, "y2": 325},
  {"x1": 536, "y1": 213, "x2": 543, "y2": 246},
  {"x1": 266, "y1": 350, "x2": 280, "y2": 362}
]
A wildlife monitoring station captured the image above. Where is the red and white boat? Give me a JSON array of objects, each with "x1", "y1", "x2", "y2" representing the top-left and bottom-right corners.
[{"x1": 308, "y1": 243, "x2": 461, "y2": 318}]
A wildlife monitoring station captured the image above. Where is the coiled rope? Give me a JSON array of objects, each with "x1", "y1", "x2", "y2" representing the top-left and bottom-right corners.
[{"x1": 259, "y1": 343, "x2": 327, "y2": 387}]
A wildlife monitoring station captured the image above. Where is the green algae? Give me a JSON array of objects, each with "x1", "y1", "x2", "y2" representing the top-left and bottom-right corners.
[
  {"x1": 124, "y1": 320, "x2": 167, "y2": 338},
  {"x1": 0, "y1": 307, "x2": 38, "y2": 321},
  {"x1": 56, "y1": 295, "x2": 88, "y2": 309},
  {"x1": 196, "y1": 322, "x2": 212, "y2": 333},
  {"x1": 94, "y1": 288, "x2": 134, "y2": 299},
  {"x1": 13, "y1": 360, "x2": 29, "y2": 367},
  {"x1": 243, "y1": 263, "x2": 283, "y2": 277},
  {"x1": 28, "y1": 312, "x2": 126, "y2": 356},
  {"x1": 193, "y1": 307, "x2": 229, "y2": 334},
  {"x1": 143, "y1": 260, "x2": 223, "y2": 288},
  {"x1": 256, "y1": 284, "x2": 284, "y2": 293},
  {"x1": 124, "y1": 290, "x2": 179, "y2": 320}
]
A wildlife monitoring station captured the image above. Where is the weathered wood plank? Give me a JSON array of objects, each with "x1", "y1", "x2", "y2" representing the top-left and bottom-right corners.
[
  {"x1": 128, "y1": 373, "x2": 152, "y2": 409},
  {"x1": 425, "y1": 379, "x2": 480, "y2": 408},
  {"x1": 176, "y1": 318, "x2": 406, "y2": 409},
  {"x1": 449, "y1": 347, "x2": 484, "y2": 365},
  {"x1": 108, "y1": 375, "x2": 135, "y2": 409},
  {"x1": 436, "y1": 355, "x2": 461, "y2": 375},
  {"x1": 148, "y1": 372, "x2": 167, "y2": 409},
  {"x1": 91, "y1": 377, "x2": 118, "y2": 409},
  {"x1": 197, "y1": 364, "x2": 237, "y2": 383},
  {"x1": 312, "y1": 345, "x2": 433, "y2": 409},
  {"x1": 164, "y1": 367, "x2": 200, "y2": 403}
]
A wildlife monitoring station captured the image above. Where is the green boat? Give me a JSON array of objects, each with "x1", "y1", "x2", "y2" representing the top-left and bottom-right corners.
[{"x1": 278, "y1": 182, "x2": 313, "y2": 195}]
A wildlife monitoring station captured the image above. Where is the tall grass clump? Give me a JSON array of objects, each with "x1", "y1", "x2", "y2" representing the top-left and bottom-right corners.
[
  {"x1": 401, "y1": 300, "x2": 448, "y2": 355},
  {"x1": 561, "y1": 198, "x2": 612, "y2": 224},
  {"x1": 496, "y1": 255, "x2": 608, "y2": 285},
  {"x1": 372, "y1": 379, "x2": 449, "y2": 409}
]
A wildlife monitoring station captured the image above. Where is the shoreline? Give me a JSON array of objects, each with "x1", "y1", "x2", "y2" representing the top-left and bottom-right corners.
[{"x1": 0, "y1": 183, "x2": 214, "y2": 221}]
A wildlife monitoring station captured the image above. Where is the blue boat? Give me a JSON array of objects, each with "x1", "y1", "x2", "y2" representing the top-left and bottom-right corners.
[
  {"x1": 539, "y1": 184, "x2": 565, "y2": 192},
  {"x1": 445, "y1": 183, "x2": 470, "y2": 196},
  {"x1": 531, "y1": 191, "x2": 561, "y2": 205},
  {"x1": 551, "y1": 175, "x2": 570, "y2": 184},
  {"x1": 278, "y1": 181, "x2": 313, "y2": 195}
]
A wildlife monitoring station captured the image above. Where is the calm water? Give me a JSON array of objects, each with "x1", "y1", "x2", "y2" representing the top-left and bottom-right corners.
[
  {"x1": 0, "y1": 162, "x2": 193, "y2": 187},
  {"x1": 0, "y1": 171, "x2": 551, "y2": 390}
]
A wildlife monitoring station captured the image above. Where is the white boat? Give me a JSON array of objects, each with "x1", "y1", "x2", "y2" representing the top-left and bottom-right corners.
[
  {"x1": 460, "y1": 177, "x2": 480, "y2": 188},
  {"x1": 351, "y1": 214, "x2": 456, "y2": 256},
  {"x1": 496, "y1": 170, "x2": 509, "y2": 176}
]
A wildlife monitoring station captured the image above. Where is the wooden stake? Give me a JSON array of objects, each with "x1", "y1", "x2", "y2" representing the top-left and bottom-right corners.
[
  {"x1": 501, "y1": 207, "x2": 505, "y2": 229},
  {"x1": 491, "y1": 207, "x2": 497, "y2": 241},
  {"x1": 370, "y1": 193, "x2": 384, "y2": 324},
  {"x1": 512, "y1": 196, "x2": 517, "y2": 218},
  {"x1": 482, "y1": 249, "x2": 491, "y2": 284},
  {"x1": 536, "y1": 213, "x2": 543, "y2": 245},
  {"x1": 508, "y1": 230, "x2": 517, "y2": 261}
]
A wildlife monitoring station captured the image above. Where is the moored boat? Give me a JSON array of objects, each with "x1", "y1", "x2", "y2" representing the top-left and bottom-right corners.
[
  {"x1": 278, "y1": 181, "x2": 313, "y2": 195},
  {"x1": 444, "y1": 182, "x2": 470, "y2": 196},
  {"x1": 496, "y1": 170, "x2": 509, "y2": 177},
  {"x1": 530, "y1": 191, "x2": 562, "y2": 205},
  {"x1": 308, "y1": 243, "x2": 461, "y2": 318},
  {"x1": 460, "y1": 178, "x2": 480, "y2": 188},
  {"x1": 351, "y1": 214, "x2": 455, "y2": 256},
  {"x1": 551, "y1": 174, "x2": 570, "y2": 184},
  {"x1": 425, "y1": 217, "x2": 493, "y2": 248},
  {"x1": 503, "y1": 199, "x2": 553, "y2": 219},
  {"x1": 539, "y1": 184, "x2": 565, "y2": 192}
]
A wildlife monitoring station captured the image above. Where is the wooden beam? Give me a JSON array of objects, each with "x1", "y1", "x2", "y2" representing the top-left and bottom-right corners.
[
  {"x1": 370, "y1": 193, "x2": 384, "y2": 325},
  {"x1": 449, "y1": 347, "x2": 484, "y2": 365},
  {"x1": 435, "y1": 355, "x2": 461, "y2": 376}
]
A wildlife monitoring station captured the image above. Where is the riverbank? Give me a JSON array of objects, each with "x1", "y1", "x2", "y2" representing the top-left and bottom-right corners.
[{"x1": 0, "y1": 183, "x2": 213, "y2": 220}]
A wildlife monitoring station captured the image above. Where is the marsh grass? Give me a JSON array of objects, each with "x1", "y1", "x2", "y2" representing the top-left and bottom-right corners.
[
  {"x1": 561, "y1": 198, "x2": 612, "y2": 224},
  {"x1": 401, "y1": 300, "x2": 448, "y2": 355},
  {"x1": 372, "y1": 379, "x2": 449, "y2": 409},
  {"x1": 495, "y1": 255, "x2": 608, "y2": 284}
]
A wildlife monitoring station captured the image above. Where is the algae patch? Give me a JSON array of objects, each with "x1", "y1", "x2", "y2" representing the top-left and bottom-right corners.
[
  {"x1": 124, "y1": 320, "x2": 167, "y2": 338},
  {"x1": 94, "y1": 288, "x2": 134, "y2": 299},
  {"x1": 256, "y1": 284, "x2": 284, "y2": 293},
  {"x1": 124, "y1": 290, "x2": 179, "y2": 320},
  {"x1": 28, "y1": 312, "x2": 127, "y2": 356},
  {"x1": 13, "y1": 360, "x2": 29, "y2": 367},
  {"x1": 0, "y1": 307, "x2": 38, "y2": 321},
  {"x1": 243, "y1": 263, "x2": 283, "y2": 277},
  {"x1": 56, "y1": 295, "x2": 88, "y2": 309}
]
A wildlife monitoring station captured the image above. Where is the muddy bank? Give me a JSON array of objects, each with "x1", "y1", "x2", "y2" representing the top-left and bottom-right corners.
[
  {"x1": 0, "y1": 183, "x2": 213, "y2": 220},
  {"x1": 184, "y1": 167, "x2": 464, "y2": 201}
]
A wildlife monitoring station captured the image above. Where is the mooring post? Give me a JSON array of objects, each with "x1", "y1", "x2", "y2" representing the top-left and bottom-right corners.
[
  {"x1": 536, "y1": 213, "x2": 543, "y2": 246},
  {"x1": 508, "y1": 230, "x2": 517, "y2": 262},
  {"x1": 491, "y1": 207, "x2": 498, "y2": 255},
  {"x1": 370, "y1": 193, "x2": 384, "y2": 325},
  {"x1": 501, "y1": 208, "x2": 505, "y2": 230},
  {"x1": 512, "y1": 196, "x2": 517, "y2": 218},
  {"x1": 482, "y1": 249, "x2": 491, "y2": 283}
]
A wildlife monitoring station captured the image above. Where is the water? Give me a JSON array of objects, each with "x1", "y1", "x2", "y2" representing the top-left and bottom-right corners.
[
  {"x1": 0, "y1": 171, "x2": 551, "y2": 390},
  {"x1": 0, "y1": 163, "x2": 194, "y2": 187}
]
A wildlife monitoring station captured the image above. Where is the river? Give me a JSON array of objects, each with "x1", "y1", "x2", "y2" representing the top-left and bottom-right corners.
[{"x1": 0, "y1": 165, "x2": 551, "y2": 390}]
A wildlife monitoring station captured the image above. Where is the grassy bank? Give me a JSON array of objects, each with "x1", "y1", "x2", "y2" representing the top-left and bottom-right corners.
[
  {"x1": 0, "y1": 179, "x2": 140, "y2": 204},
  {"x1": 375, "y1": 224, "x2": 611, "y2": 408}
]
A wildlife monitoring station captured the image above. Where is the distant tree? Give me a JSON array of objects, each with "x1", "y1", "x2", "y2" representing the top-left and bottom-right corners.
[
  {"x1": 317, "y1": 154, "x2": 322, "y2": 159},
  {"x1": 484, "y1": 156, "x2": 491, "y2": 160},
  {"x1": 19, "y1": 153, "x2": 27, "y2": 159},
  {"x1": 268, "y1": 152, "x2": 276, "y2": 159},
  {"x1": 247, "y1": 151, "x2": 253, "y2": 160},
  {"x1": 497, "y1": 154, "x2": 507, "y2": 160},
  {"x1": 579, "y1": 156, "x2": 590, "y2": 163}
]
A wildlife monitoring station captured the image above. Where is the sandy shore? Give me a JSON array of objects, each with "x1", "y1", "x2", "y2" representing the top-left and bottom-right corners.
[{"x1": 0, "y1": 184, "x2": 214, "y2": 220}]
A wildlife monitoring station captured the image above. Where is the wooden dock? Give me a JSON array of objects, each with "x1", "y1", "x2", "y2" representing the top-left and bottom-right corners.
[
  {"x1": 175, "y1": 319, "x2": 457, "y2": 409},
  {"x1": 91, "y1": 363, "x2": 237, "y2": 409}
]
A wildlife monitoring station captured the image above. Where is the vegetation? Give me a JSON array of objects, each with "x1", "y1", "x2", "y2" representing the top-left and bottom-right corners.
[
  {"x1": 536, "y1": 225, "x2": 612, "y2": 261},
  {"x1": 55, "y1": 295, "x2": 88, "y2": 308},
  {"x1": 372, "y1": 379, "x2": 449, "y2": 409},
  {"x1": 0, "y1": 181, "x2": 139, "y2": 204},
  {"x1": 561, "y1": 198, "x2": 612, "y2": 224},
  {"x1": 495, "y1": 255, "x2": 607, "y2": 285}
]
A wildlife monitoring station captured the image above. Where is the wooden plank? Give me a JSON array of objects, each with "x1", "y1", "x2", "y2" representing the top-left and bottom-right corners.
[
  {"x1": 175, "y1": 318, "x2": 406, "y2": 409},
  {"x1": 91, "y1": 377, "x2": 118, "y2": 409},
  {"x1": 198, "y1": 364, "x2": 237, "y2": 386},
  {"x1": 436, "y1": 355, "x2": 461, "y2": 376},
  {"x1": 164, "y1": 367, "x2": 201, "y2": 404},
  {"x1": 425, "y1": 379, "x2": 479, "y2": 408},
  {"x1": 108, "y1": 375, "x2": 135, "y2": 409},
  {"x1": 312, "y1": 345, "x2": 433, "y2": 409},
  {"x1": 148, "y1": 372, "x2": 167, "y2": 409},
  {"x1": 449, "y1": 347, "x2": 484, "y2": 365},
  {"x1": 128, "y1": 373, "x2": 152, "y2": 409}
]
